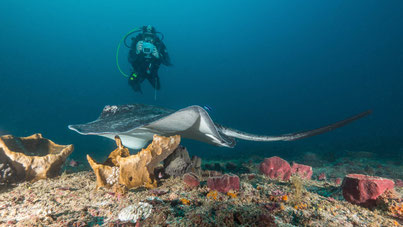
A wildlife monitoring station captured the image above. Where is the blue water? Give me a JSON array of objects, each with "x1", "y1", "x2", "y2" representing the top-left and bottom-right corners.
[{"x1": 0, "y1": 1, "x2": 402, "y2": 163}]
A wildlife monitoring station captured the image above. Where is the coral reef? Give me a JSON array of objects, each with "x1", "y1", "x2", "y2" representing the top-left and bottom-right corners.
[
  {"x1": 291, "y1": 162, "x2": 313, "y2": 180},
  {"x1": 0, "y1": 152, "x2": 401, "y2": 226},
  {"x1": 183, "y1": 172, "x2": 200, "y2": 188},
  {"x1": 376, "y1": 190, "x2": 403, "y2": 221},
  {"x1": 163, "y1": 145, "x2": 202, "y2": 177},
  {"x1": 86, "y1": 136, "x2": 130, "y2": 189},
  {"x1": 207, "y1": 190, "x2": 219, "y2": 200},
  {"x1": 0, "y1": 133, "x2": 74, "y2": 182},
  {"x1": 207, "y1": 174, "x2": 240, "y2": 193},
  {"x1": 87, "y1": 134, "x2": 180, "y2": 190},
  {"x1": 118, "y1": 202, "x2": 153, "y2": 223},
  {"x1": 342, "y1": 174, "x2": 395, "y2": 208},
  {"x1": 0, "y1": 157, "x2": 16, "y2": 184},
  {"x1": 290, "y1": 175, "x2": 305, "y2": 205},
  {"x1": 259, "y1": 156, "x2": 292, "y2": 181},
  {"x1": 163, "y1": 145, "x2": 191, "y2": 177},
  {"x1": 318, "y1": 172, "x2": 327, "y2": 181},
  {"x1": 190, "y1": 156, "x2": 202, "y2": 176}
]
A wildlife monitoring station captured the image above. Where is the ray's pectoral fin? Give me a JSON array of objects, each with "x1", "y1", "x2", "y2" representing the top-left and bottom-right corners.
[
  {"x1": 68, "y1": 104, "x2": 372, "y2": 148},
  {"x1": 219, "y1": 110, "x2": 372, "y2": 142}
]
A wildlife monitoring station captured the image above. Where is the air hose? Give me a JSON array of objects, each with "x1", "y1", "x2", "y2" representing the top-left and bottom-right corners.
[{"x1": 116, "y1": 27, "x2": 141, "y2": 78}]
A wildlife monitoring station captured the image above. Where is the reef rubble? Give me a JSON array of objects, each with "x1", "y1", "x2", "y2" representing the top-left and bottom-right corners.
[{"x1": 0, "y1": 150, "x2": 401, "y2": 226}]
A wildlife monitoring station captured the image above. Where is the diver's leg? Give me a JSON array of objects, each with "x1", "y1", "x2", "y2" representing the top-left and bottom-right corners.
[
  {"x1": 147, "y1": 62, "x2": 161, "y2": 90},
  {"x1": 128, "y1": 73, "x2": 145, "y2": 93},
  {"x1": 128, "y1": 79, "x2": 142, "y2": 93}
]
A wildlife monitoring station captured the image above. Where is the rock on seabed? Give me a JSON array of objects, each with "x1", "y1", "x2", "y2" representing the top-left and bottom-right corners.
[
  {"x1": 259, "y1": 156, "x2": 292, "y2": 181},
  {"x1": 342, "y1": 174, "x2": 395, "y2": 208},
  {"x1": 163, "y1": 145, "x2": 191, "y2": 177}
]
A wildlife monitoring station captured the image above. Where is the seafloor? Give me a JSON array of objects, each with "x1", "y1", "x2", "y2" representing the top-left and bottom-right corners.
[{"x1": 0, "y1": 151, "x2": 402, "y2": 227}]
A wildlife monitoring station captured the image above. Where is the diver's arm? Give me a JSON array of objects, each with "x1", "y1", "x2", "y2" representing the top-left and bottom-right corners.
[{"x1": 128, "y1": 35, "x2": 143, "y2": 63}]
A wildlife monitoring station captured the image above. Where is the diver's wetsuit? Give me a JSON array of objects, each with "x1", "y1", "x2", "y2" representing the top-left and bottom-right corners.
[{"x1": 128, "y1": 30, "x2": 171, "y2": 93}]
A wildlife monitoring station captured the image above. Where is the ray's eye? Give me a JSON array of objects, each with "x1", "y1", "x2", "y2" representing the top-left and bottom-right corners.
[{"x1": 129, "y1": 176, "x2": 133, "y2": 181}]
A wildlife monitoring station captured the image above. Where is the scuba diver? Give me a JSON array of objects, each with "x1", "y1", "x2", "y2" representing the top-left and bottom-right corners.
[{"x1": 121, "y1": 25, "x2": 172, "y2": 93}]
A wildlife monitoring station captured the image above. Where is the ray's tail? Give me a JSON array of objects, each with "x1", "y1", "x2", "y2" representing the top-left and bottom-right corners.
[{"x1": 217, "y1": 110, "x2": 372, "y2": 142}]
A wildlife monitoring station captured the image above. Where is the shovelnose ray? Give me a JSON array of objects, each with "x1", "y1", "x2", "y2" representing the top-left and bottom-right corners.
[{"x1": 68, "y1": 104, "x2": 371, "y2": 149}]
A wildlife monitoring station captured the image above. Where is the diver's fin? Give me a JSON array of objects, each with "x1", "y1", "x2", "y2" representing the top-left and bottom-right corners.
[{"x1": 218, "y1": 110, "x2": 372, "y2": 142}]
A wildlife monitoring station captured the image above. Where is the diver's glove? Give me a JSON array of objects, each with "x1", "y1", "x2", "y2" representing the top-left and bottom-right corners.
[{"x1": 136, "y1": 41, "x2": 143, "y2": 54}]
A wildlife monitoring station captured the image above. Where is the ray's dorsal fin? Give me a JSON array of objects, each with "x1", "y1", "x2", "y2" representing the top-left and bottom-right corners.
[{"x1": 218, "y1": 110, "x2": 372, "y2": 142}]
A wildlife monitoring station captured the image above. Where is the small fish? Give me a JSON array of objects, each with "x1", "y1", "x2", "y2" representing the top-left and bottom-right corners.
[
  {"x1": 203, "y1": 105, "x2": 213, "y2": 112},
  {"x1": 318, "y1": 172, "x2": 326, "y2": 181},
  {"x1": 69, "y1": 159, "x2": 79, "y2": 167}
]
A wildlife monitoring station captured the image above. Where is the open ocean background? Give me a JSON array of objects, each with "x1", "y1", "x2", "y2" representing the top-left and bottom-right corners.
[{"x1": 0, "y1": 0, "x2": 402, "y2": 164}]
